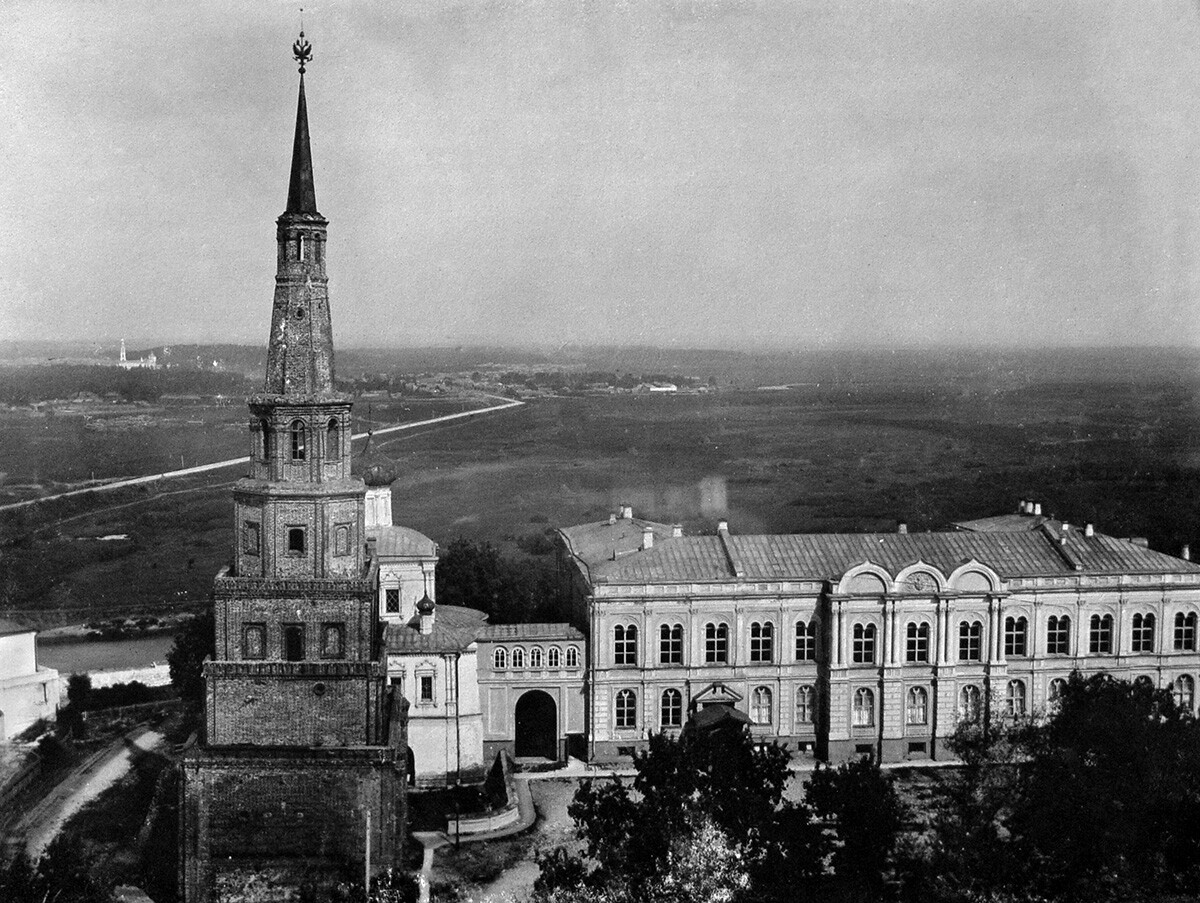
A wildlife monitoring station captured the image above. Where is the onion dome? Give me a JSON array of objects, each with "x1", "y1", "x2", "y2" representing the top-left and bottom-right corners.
[
  {"x1": 416, "y1": 593, "x2": 435, "y2": 614},
  {"x1": 354, "y1": 439, "x2": 399, "y2": 487}
]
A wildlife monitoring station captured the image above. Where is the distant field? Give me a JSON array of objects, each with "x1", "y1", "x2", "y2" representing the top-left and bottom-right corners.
[{"x1": 4, "y1": 349, "x2": 1200, "y2": 627}]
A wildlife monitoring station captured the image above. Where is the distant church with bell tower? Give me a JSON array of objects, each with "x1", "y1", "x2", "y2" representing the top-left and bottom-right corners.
[{"x1": 179, "y1": 33, "x2": 407, "y2": 902}]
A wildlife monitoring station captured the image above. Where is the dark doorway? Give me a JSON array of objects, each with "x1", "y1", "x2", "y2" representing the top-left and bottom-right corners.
[
  {"x1": 283, "y1": 624, "x2": 305, "y2": 661},
  {"x1": 514, "y1": 690, "x2": 558, "y2": 760},
  {"x1": 405, "y1": 746, "x2": 415, "y2": 786}
]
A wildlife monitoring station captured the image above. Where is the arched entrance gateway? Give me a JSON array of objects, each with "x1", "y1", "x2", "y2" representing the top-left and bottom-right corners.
[{"x1": 514, "y1": 690, "x2": 558, "y2": 760}]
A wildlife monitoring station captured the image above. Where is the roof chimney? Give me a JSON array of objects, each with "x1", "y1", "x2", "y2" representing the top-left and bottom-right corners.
[
  {"x1": 1183, "y1": 544, "x2": 1191, "y2": 561},
  {"x1": 620, "y1": 504, "x2": 633, "y2": 520},
  {"x1": 1033, "y1": 503, "x2": 1042, "y2": 516},
  {"x1": 1085, "y1": 523, "x2": 1094, "y2": 537},
  {"x1": 608, "y1": 513, "x2": 617, "y2": 526},
  {"x1": 897, "y1": 522, "x2": 908, "y2": 534},
  {"x1": 641, "y1": 526, "x2": 654, "y2": 551},
  {"x1": 717, "y1": 519, "x2": 729, "y2": 534},
  {"x1": 671, "y1": 524, "x2": 683, "y2": 538},
  {"x1": 1018, "y1": 498, "x2": 1027, "y2": 514}
]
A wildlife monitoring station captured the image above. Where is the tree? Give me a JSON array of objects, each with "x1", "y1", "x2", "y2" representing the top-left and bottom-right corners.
[
  {"x1": 0, "y1": 836, "x2": 114, "y2": 903},
  {"x1": 167, "y1": 608, "x2": 214, "y2": 702},
  {"x1": 435, "y1": 537, "x2": 562, "y2": 624}
]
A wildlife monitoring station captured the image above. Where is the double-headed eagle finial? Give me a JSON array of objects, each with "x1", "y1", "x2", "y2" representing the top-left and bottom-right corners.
[{"x1": 293, "y1": 28, "x2": 313, "y2": 74}]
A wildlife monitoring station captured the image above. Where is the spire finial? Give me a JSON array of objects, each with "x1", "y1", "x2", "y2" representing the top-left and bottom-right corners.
[{"x1": 293, "y1": 17, "x2": 312, "y2": 75}]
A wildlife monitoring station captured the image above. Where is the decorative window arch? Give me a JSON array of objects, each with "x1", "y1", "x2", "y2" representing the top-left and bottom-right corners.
[
  {"x1": 615, "y1": 689, "x2": 637, "y2": 729},
  {"x1": 905, "y1": 622, "x2": 929, "y2": 663},
  {"x1": 326, "y1": 418, "x2": 340, "y2": 459},
  {"x1": 795, "y1": 620, "x2": 817, "y2": 661},
  {"x1": 1175, "y1": 675, "x2": 1195, "y2": 713},
  {"x1": 493, "y1": 647, "x2": 508, "y2": 670},
  {"x1": 796, "y1": 685, "x2": 816, "y2": 724},
  {"x1": 853, "y1": 688, "x2": 875, "y2": 726},
  {"x1": 959, "y1": 684, "x2": 982, "y2": 720},
  {"x1": 1006, "y1": 679, "x2": 1026, "y2": 718},
  {"x1": 1046, "y1": 615, "x2": 1071, "y2": 655},
  {"x1": 565, "y1": 646, "x2": 579, "y2": 668},
  {"x1": 548, "y1": 646, "x2": 561, "y2": 668},
  {"x1": 614, "y1": 625, "x2": 638, "y2": 666},
  {"x1": 751, "y1": 687, "x2": 773, "y2": 725},
  {"x1": 907, "y1": 687, "x2": 928, "y2": 724},
  {"x1": 704, "y1": 623, "x2": 729, "y2": 663},
  {"x1": 290, "y1": 419, "x2": 306, "y2": 461},
  {"x1": 1004, "y1": 616, "x2": 1028, "y2": 657},
  {"x1": 750, "y1": 621, "x2": 774, "y2": 662},
  {"x1": 852, "y1": 623, "x2": 876, "y2": 664},
  {"x1": 661, "y1": 689, "x2": 682, "y2": 728},
  {"x1": 958, "y1": 620, "x2": 983, "y2": 661},
  {"x1": 659, "y1": 623, "x2": 683, "y2": 664},
  {"x1": 1131, "y1": 613, "x2": 1155, "y2": 653},
  {"x1": 1174, "y1": 612, "x2": 1197, "y2": 651},
  {"x1": 529, "y1": 647, "x2": 543, "y2": 669},
  {"x1": 511, "y1": 647, "x2": 525, "y2": 669}
]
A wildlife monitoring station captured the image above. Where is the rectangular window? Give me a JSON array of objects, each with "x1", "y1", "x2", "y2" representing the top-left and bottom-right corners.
[
  {"x1": 419, "y1": 674, "x2": 434, "y2": 703},
  {"x1": 243, "y1": 623, "x2": 267, "y2": 660},
  {"x1": 242, "y1": 521, "x2": 260, "y2": 556},
  {"x1": 385, "y1": 588, "x2": 400, "y2": 613},
  {"x1": 287, "y1": 527, "x2": 306, "y2": 556},
  {"x1": 321, "y1": 623, "x2": 345, "y2": 659}
]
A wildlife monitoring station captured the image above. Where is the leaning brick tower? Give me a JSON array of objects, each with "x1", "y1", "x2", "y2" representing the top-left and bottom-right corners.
[{"x1": 180, "y1": 33, "x2": 406, "y2": 902}]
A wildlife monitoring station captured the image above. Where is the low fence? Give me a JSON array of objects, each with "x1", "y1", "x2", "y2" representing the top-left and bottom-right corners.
[{"x1": 447, "y1": 752, "x2": 520, "y2": 838}]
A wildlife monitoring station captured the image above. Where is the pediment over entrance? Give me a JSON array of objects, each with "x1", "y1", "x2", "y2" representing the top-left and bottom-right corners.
[{"x1": 692, "y1": 682, "x2": 743, "y2": 708}]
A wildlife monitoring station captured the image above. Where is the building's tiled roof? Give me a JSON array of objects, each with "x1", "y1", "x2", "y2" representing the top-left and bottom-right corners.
[
  {"x1": 0, "y1": 618, "x2": 33, "y2": 637},
  {"x1": 478, "y1": 623, "x2": 585, "y2": 642},
  {"x1": 384, "y1": 605, "x2": 487, "y2": 654},
  {"x1": 372, "y1": 525, "x2": 437, "y2": 559},
  {"x1": 558, "y1": 516, "x2": 677, "y2": 574},
  {"x1": 565, "y1": 523, "x2": 1200, "y2": 584}
]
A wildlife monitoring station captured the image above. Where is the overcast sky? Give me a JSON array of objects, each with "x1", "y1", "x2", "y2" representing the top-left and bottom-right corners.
[{"x1": 4, "y1": 1, "x2": 1200, "y2": 350}]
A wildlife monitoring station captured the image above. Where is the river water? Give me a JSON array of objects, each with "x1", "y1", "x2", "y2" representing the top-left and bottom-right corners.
[{"x1": 38, "y1": 634, "x2": 175, "y2": 675}]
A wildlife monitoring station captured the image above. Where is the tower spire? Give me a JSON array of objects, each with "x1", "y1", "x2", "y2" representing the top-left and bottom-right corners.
[{"x1": 286, "y1": 30, "x2": 317, "y2": 215}]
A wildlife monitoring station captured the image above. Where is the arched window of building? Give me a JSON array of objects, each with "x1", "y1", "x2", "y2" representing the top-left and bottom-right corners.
[
  {"x1": 493, "y1": 648, "x2": 507, "y2": 670},
  {"x1": 615, "y1": 689, "x2": 637, "y2": 729},
  {"x1": 750, "y1": 621, "x2": 774, "y2": 663},
  {"x1": 530, "y1": 647, "x2": 543, "y2": 669},
  {"x1": 852, "y1": 688, "x2": 875, "y2": 726},
  {"x1": 1089, "y1": 614, "x2": 1114, "y2": 654},
  {"x1": 614, "y1": 625, "x2": 638, "y2": 666},
  {"x1": 906, "y1": 622, "x2": 929, "y2": 663},
  {"x1": 565, "y1": 646, "x2": 579, "y2": 668},
  {"x1": 1131, "y1": 613, "x2": 1155, "y2": 653},
  {"x1": 1174, "y1": 612, "x2": 1197, "y2": 651},
  {"x1": 1175, "y1": 675, "x2": 1195, "y2": 713},
  {"x1": 548, "y1": 647, "x2": 561, "y2": 668},
  {"x1": 1004, "y1": 616, "x2": 1028, "y2": 657},
  {"x1": 659, "y1": 624, "x2": 683, "y2": 664},
  {"x1": 751, "y1": 687, "x2": 772, "y2": 725},
  {"x1": 1048, "y1": 677, "x2": 1068, "y2": 709},
  {"x1": 959, "y1": 684, "x2": 982, "y2": 720},
  {"x1": 852, "y1": 623, "x2": 876, "y2": 664},
  {"x1": 661, "y1": 689, "x2": 682, "y2": 728},
  {"x1": 290, "y1": 420, "x2": 306, "y2": 461},
  {"x1": 326, "y1": 418, "x2": 339, "y2": 460},
  {"x1": 795, "y1": 620, "x2": 817, "y2": 661},
  {"x1": 1134, "y1": 675, "x2": 1155, "y2": 691},
  {"x1": 796, "y1": 685, "x2": 816, "y2": 724},
  {"x1": 321, "y1": 623, "x2": 344, "y2": 659},
  {"x1": 705, "y1": 623, "x2": 729, "y2": 663},
  {"x1": 906, "y1": 687, "x2": 928, "y2": 725},
  {"x1": 958, "y1": 621, "x2": 983, "y2": 661},
  {"x1": 1046, "y1": 616, "x2": 1071, "y2": 655},
  {"x1": 511, "y1": 647, "x2": 525, "y2": 669},
  {"x1": 1006, "y1": 679, "x2": 1026, "y2": 718}
]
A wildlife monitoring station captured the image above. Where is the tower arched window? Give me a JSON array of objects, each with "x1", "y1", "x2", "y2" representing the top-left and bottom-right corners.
[
  {"x1": 326, "y1": 418, "x2": 339, "y2": 460},
  {"x1": 290, "y1": 420, "x2": 306, "y2": 461},
  {"x1": 907, "y1": 687, "x2": 928, "y2": 724},
  {"x1": 1131, "y1": 613, "x2": 1155, "y2": 653}
]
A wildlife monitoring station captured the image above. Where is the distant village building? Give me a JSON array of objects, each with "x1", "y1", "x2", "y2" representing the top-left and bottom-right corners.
[
  {"x1": 179, "y1": 36, "x2": 405, "y2": 902},
  {"x1": 0, "y1": 620, "x2": 59, "y2": 741},
  {"x1": 117, "y1": 339, "x2": 157, "y2": 370},
  {"x1": 557, "y1": 503, "x2": 1200, "y2": 763}
]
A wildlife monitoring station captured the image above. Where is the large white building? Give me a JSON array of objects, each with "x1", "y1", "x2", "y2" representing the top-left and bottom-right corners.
[
  {"x1": 558, "y1": 503, "x2": 1200, "y2": 763},
  {"x1": 0, "y1": 620, "x2": 59, "y2": 741}
]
